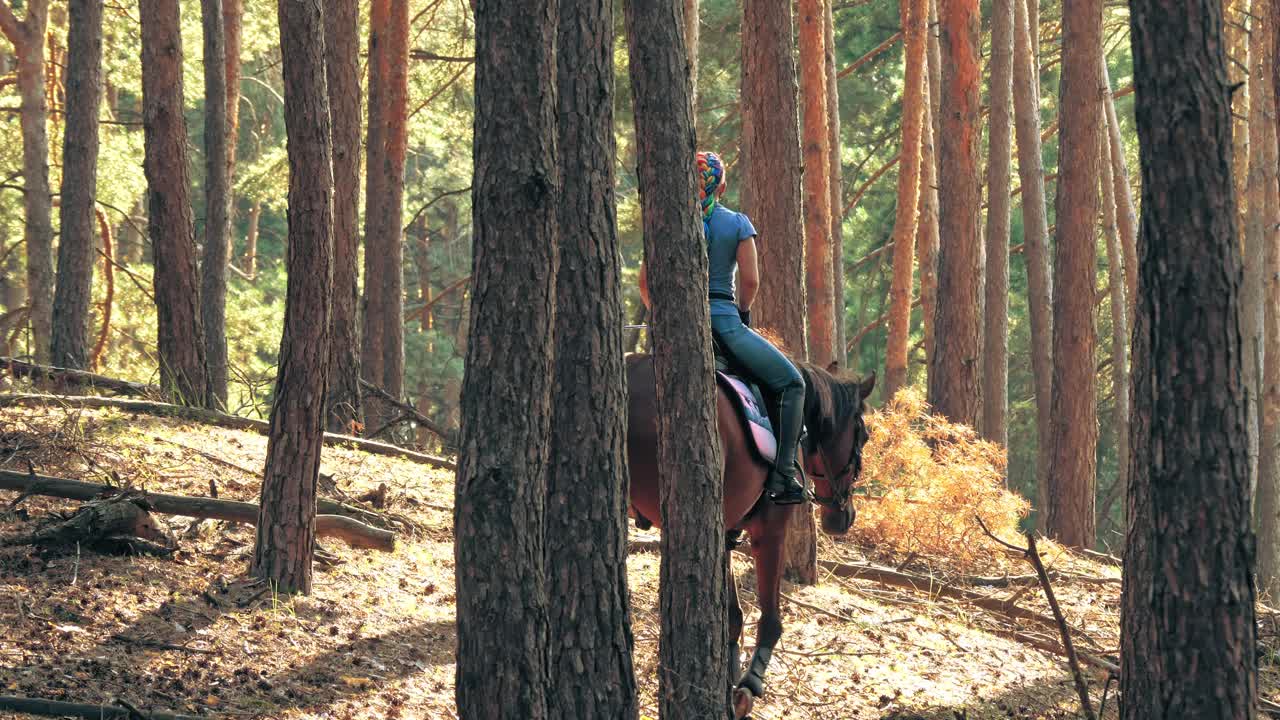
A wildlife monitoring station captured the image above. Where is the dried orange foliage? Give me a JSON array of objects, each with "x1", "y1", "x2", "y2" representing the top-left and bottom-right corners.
[{"x1": 853, "y1": 387, "x2": 1029, "y2": 571}]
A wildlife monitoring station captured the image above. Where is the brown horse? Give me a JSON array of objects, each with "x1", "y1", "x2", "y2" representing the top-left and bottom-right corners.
[{"x1": 626, "y1": 352, "x2": 875, "y2": 714}]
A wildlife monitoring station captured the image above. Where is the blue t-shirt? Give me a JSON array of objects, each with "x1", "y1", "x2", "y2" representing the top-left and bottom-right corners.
[{"x1": 705, "y1": 204, "x2": 758, "y2": 318}]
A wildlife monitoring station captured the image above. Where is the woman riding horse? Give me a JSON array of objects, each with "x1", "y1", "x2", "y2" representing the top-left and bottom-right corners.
[{"x1": 638, "y1": 150, "x2": 808, "y2": 506}]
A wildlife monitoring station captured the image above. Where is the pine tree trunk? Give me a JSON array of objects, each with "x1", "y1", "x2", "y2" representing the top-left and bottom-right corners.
[
  {"x1": 1267, "y1": 0, "x2": 1280, "y2": 602},
  {"x1": 323, "y1": 0, "x2": 363, "y2": 435},
  {"x1": 1121, "y1": 0, "x2": 1256, "y2": 714},
  {"x1": 454, "y1": 0, "x2": 558, "y2": 715},
  {"x1": 200, "y1": 0, "x2": 230, "y2": 409},
  {"x1": 1102, "y1": 59, "x2": 1139, "y2": 318},
  {"x1": 1045, "y1": 0, "x2": 1102, "y2": 549},
  {"x1": 741, "y1": 0, "x2": 805, "y2": 356},
  {"x1": 140, "y1": 0, "x2": 209, "y2": 408},
  {"x1": 1253, "y1": 0, "x2": 1280, "y2": 593},
  {"x1": 1245, "y1": 0, "x2": 1272, "y2": 525},
  {"x1": 50, "y1": 0, "x2": 103, "y2": 370},
  {"x1": 685, "y1": 0, "x2": 698, "y2": 107},
  {"x1": 825, "y1": 0, "x2": 846, "y2": 368},
  {"x1": 1012, "y1": 0, "x2": 1053, "y2": 519},
  {"x1": 883, "y1": 0, "x2": 927, "y2": 400},
  {"x1": 361, "y1": 0, "x2": 390, "y2": 421},
  {"x1": 927, "y1": 0, "x2": 983, "y2": 426},
  {"x1": 624, "y1": 0, "x2": 728, "y2": 715},
  {"x1": 1228, "y1": 0, "x2": 1251, "y2": 247},
  {"x1": 546, "y1": 2, "x2": 638, "y2": 714},
  {"x1": 252, "y1": 0, "x2": 333, "y2": 597},
  {"x1": 1262, "y1": 116, "x2": 1280, "y2": 595},
  {"x1": 360, "y1": 0, "x2": 408, "y2": 431},
  {"x1": 3, "y1": 0, "x2": 52, "y2": 363},
  {"x1": 981, "y1": 0, "x2": 1013, "y2": 447},
  {"x1": 919, "y1": 0, "x2": 941, "y2": 364},
  {"x1": 243, "y1": 199, "x2": 261, "y2": 278},
  {"x1": 223, "y1": 0, "x2": 242, "y2": 255},
  {"x1": 799, "y1": 0, "x2": 835, "y2": 369},
  {"x1": 1098, "y1": 103, "x2": 1129, "y2": 535}
]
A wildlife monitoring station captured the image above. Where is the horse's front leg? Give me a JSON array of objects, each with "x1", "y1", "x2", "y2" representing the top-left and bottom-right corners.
[{"x1": 737, "y1": 507, "x2": 791, "y2": 699}]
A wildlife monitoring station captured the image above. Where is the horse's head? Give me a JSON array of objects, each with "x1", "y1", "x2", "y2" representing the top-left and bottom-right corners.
[{"x1": 800, "y1": 364, "x2": 875, "y2": 536}]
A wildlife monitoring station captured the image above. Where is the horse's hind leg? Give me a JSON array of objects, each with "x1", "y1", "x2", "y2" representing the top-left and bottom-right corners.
[
  {"x1": 726, "y1": 539, "x2": 744, "y2": 677},
  {"x1": 737, "y1": 513, "x2": 789, "y2": 699}
]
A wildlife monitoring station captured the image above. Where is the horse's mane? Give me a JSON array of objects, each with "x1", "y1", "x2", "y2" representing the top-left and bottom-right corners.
[{"x1": 795, "y1": 361, "x2": 867, "y2": 443}]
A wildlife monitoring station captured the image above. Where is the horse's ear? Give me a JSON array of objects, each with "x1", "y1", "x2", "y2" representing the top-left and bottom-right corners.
[
  {"x1": 827, "y1": 360, "x2": 840, "y2": 374},
  {"x1": 858, "y1": 371, "x2": 877, "y2": 400}
]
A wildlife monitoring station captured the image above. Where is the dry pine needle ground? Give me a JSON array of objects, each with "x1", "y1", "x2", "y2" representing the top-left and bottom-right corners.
[{"x1": 1, "y1": 398, "x2": 1277, "y2": 719}]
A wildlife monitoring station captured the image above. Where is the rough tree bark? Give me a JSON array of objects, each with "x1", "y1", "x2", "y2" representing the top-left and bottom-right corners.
[
  {"x1": 1012, "y1": 0, "x2": 1053, "y2": 518},
  {"x1": 927, "y1": 0, "x2": 983, "y2": 426},
  {"x1": 1045, "y1": 0, "x2": 1102, "y2": 549},
  {"x1": 140, "y1": 0, "x2": 209, "y2": 408},
  {"x1": 800, "y1": 0, "x2": 835, "y2": 371},
  {"x1": 545, "y1": 2, "x2": 638, "y2": 715},
  {"x1": 825, "y1": 0, "x2": 846, "y2": 367},
  {"x1": 1121, "y1": 0, "x2": 1256, "y2": 714},
  {"x1": 323, "y1": 0, "x2": 362, "y2": 435},
  {"x1": 252, "y1": 0, "x2": 334, "y2": 596},
  {"x1": 624, "y1": 0, "x2": 728, "y2": 715},
  {"x1": 741, "y1": 0, "x2": 805, "y2": 356},
  {"x1": 50, "y1": 0, "x2": 103, "y2": 370},
  {"x1": 200, "y1": 0, "x2": 230, "y2": 408},
  {"x1": 360, "y1": 0, "x2": 408, "y2": 431},
  {"x1": 883, "y1": 0, "x2": 927, "y2": 400},
  {"x1": 454, "y1": 0, "x2": 558, "y2": 716},
  {"x1": 0, "y1": 0, "x2": 51, "y2": 362},
  {"x1": 981, "y1": 0, "x2": 1013, "y2": 447}
]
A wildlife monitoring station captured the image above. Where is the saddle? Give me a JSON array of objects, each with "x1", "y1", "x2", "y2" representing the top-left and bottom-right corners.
[
  {"x1": 710, "y1": 334, "x2": 778, "y2": 467},
  {"x1": 629, "y1": 335, "x2": 781, "y2": 532}
]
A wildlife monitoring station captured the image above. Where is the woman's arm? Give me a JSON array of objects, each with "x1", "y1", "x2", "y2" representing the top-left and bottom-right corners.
[
  {"x1": 736, "y1": 237, "x2": 760, "y2": 310},
  {"x1": 639, "y1": 262, "x2": 651, "y2": 309}
]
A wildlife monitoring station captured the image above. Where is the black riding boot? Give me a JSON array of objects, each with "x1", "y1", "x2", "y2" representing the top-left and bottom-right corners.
[{"x1": 766, "y1": 383, "x2": 808, "y2": 505}]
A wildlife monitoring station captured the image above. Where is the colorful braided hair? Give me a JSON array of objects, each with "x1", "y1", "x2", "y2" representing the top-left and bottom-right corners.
[{"x1": 696, "y1": 151, "x2": 725, "y2": 235}]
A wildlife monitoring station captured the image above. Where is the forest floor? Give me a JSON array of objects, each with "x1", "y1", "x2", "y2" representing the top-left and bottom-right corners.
[{"x1": 1, "y1": 402, "x2": 1279, "y2": 719}]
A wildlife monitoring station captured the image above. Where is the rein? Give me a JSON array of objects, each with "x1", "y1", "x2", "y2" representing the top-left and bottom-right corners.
[{"x1": 802, "y1": 419, "x2": 862, "y2": 511}]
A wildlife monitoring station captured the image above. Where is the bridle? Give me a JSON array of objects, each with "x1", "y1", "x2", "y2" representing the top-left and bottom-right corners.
[{"x1": 802, "y1": 421, "x2": 862, "y2": 511}]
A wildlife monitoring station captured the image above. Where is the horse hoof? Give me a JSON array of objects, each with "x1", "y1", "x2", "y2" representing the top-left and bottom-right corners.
[{"x1": 732, "y1": 687, "x2": 754, "y2": 719}]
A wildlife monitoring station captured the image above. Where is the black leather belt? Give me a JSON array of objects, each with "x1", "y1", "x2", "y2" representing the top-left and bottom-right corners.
[{"x1": 709, "y1": 291, "x2": 735, "y2": 302}]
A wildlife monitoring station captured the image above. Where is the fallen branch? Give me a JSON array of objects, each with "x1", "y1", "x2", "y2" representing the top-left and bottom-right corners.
[
  {"x1": 0, "y1": 358, "x2": 157, "y2": 397},
  {"x1": 976, "y1": 518, "x2": 1097, "y2": 720},
  {"x1": 0, "y1": 469, "x2": 395, "y2": 551},
  {"x1": 817, "y1": 559, "x2": 1080, "y2": 633},
  {"x1": 0, "y1": 695, "x2": 202, "y2": 720},
  {"x1": 0, "y1": 393, "x2": 456, "y2": 470},
  {"x1": 360, "y1": 379, "x2": 456, "y2": 444},
  {"x1": 836, "y1": 29, "x2": 903, "y2": 79}
]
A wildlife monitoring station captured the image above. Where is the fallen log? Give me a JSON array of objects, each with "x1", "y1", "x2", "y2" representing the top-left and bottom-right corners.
[
  {"x1": 0, "y1": 393, "x2": 456, "y2": 471},
  {"x1": 0, "y1": 469, "x2": 395, "y2": 551},
  {"x1": 0, "y1": 357, "x2": 158, "y2": 397},
  {"x1": 1, "y1": 492, "x2": 172, "y2": 548},
  {"x1": 0, "y1": 695, "x2": 202, "y2": 720}
]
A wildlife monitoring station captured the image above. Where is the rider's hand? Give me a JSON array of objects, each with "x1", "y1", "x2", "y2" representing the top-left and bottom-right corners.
[{"x1": 738, "y1": 307, "x2": 751, "y2": 327}]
